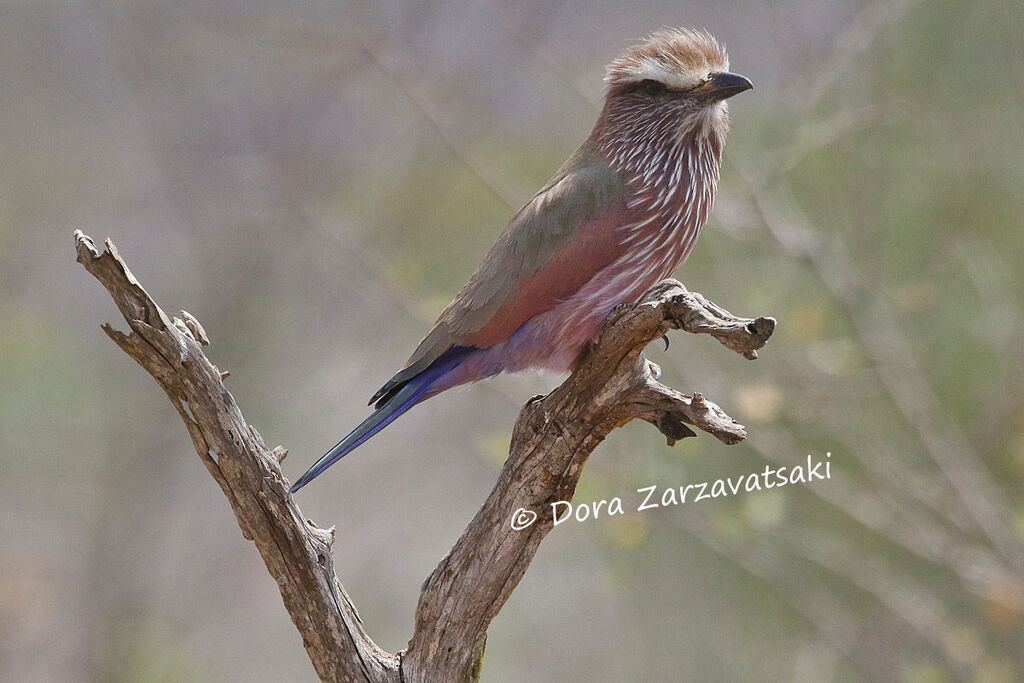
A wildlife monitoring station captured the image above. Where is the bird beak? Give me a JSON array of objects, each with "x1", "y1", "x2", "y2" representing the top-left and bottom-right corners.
[{"x1": 699, "y1": 72, "x2": 753, "y2": 100}]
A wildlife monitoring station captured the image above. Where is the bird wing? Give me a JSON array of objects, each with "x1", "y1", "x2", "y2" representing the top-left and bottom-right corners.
[{"x1": 371, "y1": 142, "x2": 628, "y2": 404}]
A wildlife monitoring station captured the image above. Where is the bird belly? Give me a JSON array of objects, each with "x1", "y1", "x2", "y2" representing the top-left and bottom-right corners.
[
  {"x1": 547, "y1": 248, "x2": 684, "y2": 360},
  {"x1": 430, "y1": 246, "x2": 684, "y2": 398}
]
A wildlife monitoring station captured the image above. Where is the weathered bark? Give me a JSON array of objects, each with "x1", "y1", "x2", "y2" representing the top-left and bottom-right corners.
[{"x1": 74, "y1": 231, "x2": 774, "y2": 682}]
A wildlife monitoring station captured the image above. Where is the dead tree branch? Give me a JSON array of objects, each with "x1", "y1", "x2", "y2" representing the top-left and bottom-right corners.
[{"x1": 74, "y1": 231, "x2": 774, "y2": 682}]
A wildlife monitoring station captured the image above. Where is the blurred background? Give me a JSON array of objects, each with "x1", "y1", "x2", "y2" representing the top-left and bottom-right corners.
[{"x1": 2, "y1": 0, "x2": 1023, "y2": 681}]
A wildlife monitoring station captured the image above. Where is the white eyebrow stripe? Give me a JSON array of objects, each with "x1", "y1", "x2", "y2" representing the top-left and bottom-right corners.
[{"x1": 610, "y1": 60, "x2": 703, "y2": 90}]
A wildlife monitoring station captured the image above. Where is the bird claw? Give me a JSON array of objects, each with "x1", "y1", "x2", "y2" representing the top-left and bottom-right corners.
[
  {"x1": 604, "y1": 302, "x2": 633, "y2": 326},
  {"x1": 661, "y1": 334, "x2": 670, "y2": 351}
]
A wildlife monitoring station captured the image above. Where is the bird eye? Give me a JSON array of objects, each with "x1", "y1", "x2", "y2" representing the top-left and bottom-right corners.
[{"x1": 640, "y1": 79, "x2": 667, "y2": 96}]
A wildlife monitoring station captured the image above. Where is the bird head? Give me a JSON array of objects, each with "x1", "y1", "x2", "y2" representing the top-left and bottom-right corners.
[{"x1": 595, "y1": 28, "x2": 751, "y2": 161}]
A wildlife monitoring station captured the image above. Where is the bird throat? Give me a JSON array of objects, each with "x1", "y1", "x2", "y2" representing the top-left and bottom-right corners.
[{"x1": 597, "y1": 107, "x2": 725, "y2": 280}]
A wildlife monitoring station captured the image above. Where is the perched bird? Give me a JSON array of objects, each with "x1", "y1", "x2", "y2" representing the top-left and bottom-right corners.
[{"x1": 291, "y1": 28, "x2": 751, "y2": 492}]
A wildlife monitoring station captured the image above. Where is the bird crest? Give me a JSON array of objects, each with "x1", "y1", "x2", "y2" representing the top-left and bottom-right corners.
[{"x1": 605, "y1": 28, "x2": 730, "y2": 91}]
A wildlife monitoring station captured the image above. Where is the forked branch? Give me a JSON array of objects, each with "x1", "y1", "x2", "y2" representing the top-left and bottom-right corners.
[{"x1": 74, "y1": 231, "x2": 774, "y2": 682}]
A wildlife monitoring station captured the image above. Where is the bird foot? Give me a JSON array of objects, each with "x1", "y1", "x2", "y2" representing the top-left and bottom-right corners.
[{"x1": 604, "y1": 302, "x2": 634, "y2": 328}]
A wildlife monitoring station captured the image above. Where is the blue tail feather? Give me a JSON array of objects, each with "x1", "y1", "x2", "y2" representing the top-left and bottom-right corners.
[{"x1": 289, "y1": 347, "x2": 470, "y2": 493}]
